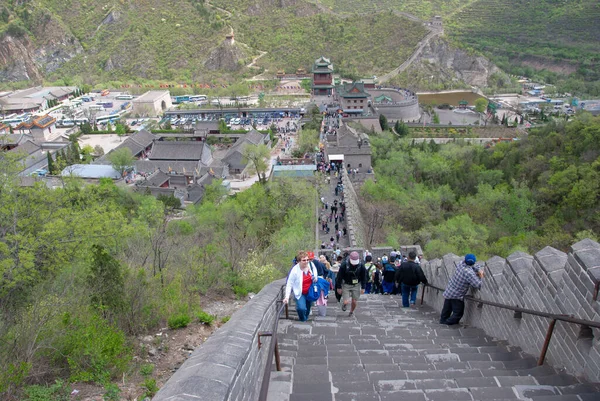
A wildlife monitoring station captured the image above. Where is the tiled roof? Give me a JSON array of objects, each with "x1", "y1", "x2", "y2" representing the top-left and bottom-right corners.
[
  {"x1": 9, "y1": 139, "x2": 41, "y2": 156},
  {"x1": 149, "y1": 141, "x2": 206, "y2": 161},
  {"x1": 136, "y1": 170, "x2": 170, "y2": 187},
  {"x1": 134, "y1": 160, "x2": 202, "y2": 175},
  {"x1": 336, "y1": 82, "x2": 370, "y2": 99},
  {"x1": 16, "y1": 114, "x2": 56, "y2": 130}
]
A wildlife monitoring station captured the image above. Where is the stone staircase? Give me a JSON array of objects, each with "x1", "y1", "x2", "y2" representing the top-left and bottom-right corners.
[{"x1": 268, "y1": 294, "x2": 600, "y2": 401}]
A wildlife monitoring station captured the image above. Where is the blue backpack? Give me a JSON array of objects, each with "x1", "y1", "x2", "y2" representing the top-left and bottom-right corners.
[{"x1": 306, "y1": 281, "x2": 320, "y2": 302}]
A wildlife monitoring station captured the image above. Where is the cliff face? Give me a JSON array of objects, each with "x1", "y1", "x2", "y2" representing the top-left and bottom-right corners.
[
  {"x1": 204, "y1": 42, "x2": 247, "y2": 72},
  {"x1": 413, "y1": 37, "x2": 507, "y2": 88},
  {"x1": 0, "y1": 14, "x2": 82, "y2": 82},
  {"x1": 0, "y1": 35, "x2": 43, "y2": 82}
]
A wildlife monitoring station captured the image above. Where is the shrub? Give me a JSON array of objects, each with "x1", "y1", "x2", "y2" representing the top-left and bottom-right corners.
[
  {"x1": 55, "y1": 313, "x2": 131, "y2": 383},
  {"x1": 139, "y1": 363, "x2": 154, "y2": 377},
  {"x1": 167, "y1": 313, "x2": 191, "y2": 329},
  {"x1": 103, "y1": 383, "x2": 120, "y2": 401},
  {"x1": 196, "y1": 310, "x2": 216, "y2": 326},
  {"x1": 141, "y1": 378, "x2": 159, "y2": 398},
  {"x1": 221, "y1": 316, "x2": 231, "y2": 324},
  {"x1": 23, "y1": 380, "x2": 71, "y2": 401}
]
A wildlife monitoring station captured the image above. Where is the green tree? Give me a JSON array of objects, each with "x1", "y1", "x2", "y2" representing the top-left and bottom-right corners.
[
  {"x1": 115, "y1": 123, "x2": 126, "y2": 141},
  {"x1": 432, "y1": 112, "x2": 440, "y2": 124},
  {"x1": 379, "y1": 114, "x2": 388, "y2": 131},
  {"x1": 88, "y1": 245, "x2": 125, "y2": 317},
  {"x1": 46, "y1": 152, "x2": 55, "y2": 175},
  {"x1": 107, "y1": 148, "x2": 135, "y2": 177},
  {"x1": 394, "y1": 120, "x2": 409, "y2": 137},
  {"x1": 474, "y1": 98, "x2": 488, "y2": 126},
  {"x1": 242, "y1": 143, "x2": 271, "y2": 184}
]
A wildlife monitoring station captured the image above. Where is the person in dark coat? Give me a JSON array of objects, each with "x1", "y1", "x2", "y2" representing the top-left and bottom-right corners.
[
  {"x1": 335, "y1": 251, "x2": 367, "y2": 317},
  {"x1": 394, "y1": 251, "x2": 428, "y2": 307}
]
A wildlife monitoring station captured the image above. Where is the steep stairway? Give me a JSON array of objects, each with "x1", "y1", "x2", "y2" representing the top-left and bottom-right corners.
[{"x1": 268, "y1": 294, "x2": 600, "y2": 401}]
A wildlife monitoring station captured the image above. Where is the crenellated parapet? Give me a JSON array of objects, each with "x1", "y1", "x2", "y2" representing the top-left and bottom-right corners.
[{"x1": 421, "y1": 239, "x2": 600, "y2": 382}]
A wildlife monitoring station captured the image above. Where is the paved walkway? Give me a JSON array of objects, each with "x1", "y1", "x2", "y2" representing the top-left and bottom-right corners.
[
  {"x1": 317, "y1": 171, "x2": 350, "y2": 251},
  {"x1": 268, "y1": 294, "x2": 600, "y2": 401}
]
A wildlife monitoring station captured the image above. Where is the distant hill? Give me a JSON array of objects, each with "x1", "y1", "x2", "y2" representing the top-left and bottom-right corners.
[
  {"x1": 0, "y1": 0, "x2": 597, "y2": 93},
  {"x1": 0, "y1": 0, "x2": 427, "y2": 84}
]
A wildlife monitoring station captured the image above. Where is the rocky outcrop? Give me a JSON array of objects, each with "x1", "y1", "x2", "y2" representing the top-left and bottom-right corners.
[
  {"x1": 0, "y1": 35, "x2": 43, "y2": 82},
  {"x1": 413, "y1": 37, "x2": 508, "y2": 88},
  {"x1": 29, "y1": 14, "x2": 83, "y2": 75},
  {"x1": 204, "y1": 42, "x2": 247, "y2": 72},
  {"x1": 0, "y1": 10, "x2": 82, "y2": 82}
]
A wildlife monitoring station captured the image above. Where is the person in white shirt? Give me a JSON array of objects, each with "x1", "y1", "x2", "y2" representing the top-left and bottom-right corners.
[{"x1": 283, "y1": 251, "x2": 318, "y2": 321}]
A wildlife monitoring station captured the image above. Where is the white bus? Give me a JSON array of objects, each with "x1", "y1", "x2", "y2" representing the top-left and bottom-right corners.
[
  {"x1": 189, "y1": 95, "x2": 207, "y2": 102},
  {"x1": 116, "y1": 94, "x2": 134, "y2": 100},
  {"x1": 1, "y1": 117, "x2": 27, "y2": 127},
  {"x1": 96, "y1": 114, "x2": 121, "y2": 124}
]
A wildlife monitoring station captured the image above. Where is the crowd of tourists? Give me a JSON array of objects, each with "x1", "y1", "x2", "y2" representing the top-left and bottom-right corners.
[{"x1": 283, "y1": 250, "x2": 484, "y2": 325}]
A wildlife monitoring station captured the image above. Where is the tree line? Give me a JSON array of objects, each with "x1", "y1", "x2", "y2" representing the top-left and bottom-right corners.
[
  {"x1": 361, "y1": 113, "x2": 600, "y2": 259},
  {"x1": 0, "y1": 158, "x2": 315, "y2": 399}
]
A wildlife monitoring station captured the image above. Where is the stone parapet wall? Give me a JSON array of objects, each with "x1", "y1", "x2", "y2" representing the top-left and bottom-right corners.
[
  {"x1": 420, "y1": 239, "x2": 600, "y2": 382},
  {"x1": 153, "y1": 279, "x2": 286, "y2": 401},
  {"x1": 340, "y1": 168, "x2": 367, "y2": 248}
]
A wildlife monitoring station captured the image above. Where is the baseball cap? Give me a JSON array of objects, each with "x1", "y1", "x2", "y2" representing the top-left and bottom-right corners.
[
  {"x1": 307, "y1": 251, "x2": 315, "y2": 259},
  {"x1": 349, "y1": 251, "x2": 360, "y2": 265},
  {"x1": 465, "y1": 254, "x2": 476, "y2": 265}
]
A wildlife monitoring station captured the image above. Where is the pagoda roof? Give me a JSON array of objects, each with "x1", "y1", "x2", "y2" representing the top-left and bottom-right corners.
[{"x1": 336, "y1": 82, "x2": 371, "y2": 99}]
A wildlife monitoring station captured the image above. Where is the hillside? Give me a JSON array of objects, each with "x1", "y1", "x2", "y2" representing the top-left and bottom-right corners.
[
  {"x1": 0, "y1": 0, "x2": 597, "y2": 94},
  {"x1": 0, "y1": 0, "x2": 428, "y2": 84}
]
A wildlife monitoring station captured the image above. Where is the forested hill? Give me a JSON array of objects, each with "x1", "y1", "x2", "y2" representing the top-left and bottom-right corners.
[
  {"x1": 0, "y1": 0, "x2": 598, "y2": 92},
  {"x1": 0, "y1": 0, "x2": 427, "y2": 84},
  {"x1": 362, "y1": 113, "x2": 600, "y2": 259}
]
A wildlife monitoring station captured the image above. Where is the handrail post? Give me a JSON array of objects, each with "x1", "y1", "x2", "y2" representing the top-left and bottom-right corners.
[
  {"x1": 538, "y1": 319, "x2": 557, "y2": 366},
  {"x1": 274, "y1": 338, "x2": 281, "y2": 371},
  {"x1": 420, "y1": 284, "x2": 426, "y2": 305}
]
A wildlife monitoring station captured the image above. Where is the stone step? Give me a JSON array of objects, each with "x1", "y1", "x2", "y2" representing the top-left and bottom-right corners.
[{"x1": 276, "y1": 299, "x2": 600, "y2": 400}]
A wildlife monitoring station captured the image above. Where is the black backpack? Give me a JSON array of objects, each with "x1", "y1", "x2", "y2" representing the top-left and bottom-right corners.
[{"x1": 345, "y1": 263, "x2": 360, "y2": 284}]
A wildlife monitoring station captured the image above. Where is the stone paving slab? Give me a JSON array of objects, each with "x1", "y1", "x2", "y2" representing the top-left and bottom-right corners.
[{"x1": 273, "y1": 294, "x2": 600, "y2": 401}]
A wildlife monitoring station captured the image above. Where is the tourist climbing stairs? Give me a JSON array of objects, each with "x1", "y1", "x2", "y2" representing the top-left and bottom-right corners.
[{"x1": 267, "y1": 295, "x2": 600, "y2": 401}]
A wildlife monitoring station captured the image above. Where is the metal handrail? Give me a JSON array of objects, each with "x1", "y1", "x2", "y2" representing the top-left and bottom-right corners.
[
  {"x1": 421, "y1": 283, "x2": 600, "y2": 365},
  {"x1": 257, "y1": 285, "x2": 287, "y2": 401}
]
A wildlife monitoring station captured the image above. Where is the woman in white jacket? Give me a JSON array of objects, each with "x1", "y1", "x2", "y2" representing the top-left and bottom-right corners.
[{"x1": 283, "y1": 250, "x2": 318, "y2": 321}]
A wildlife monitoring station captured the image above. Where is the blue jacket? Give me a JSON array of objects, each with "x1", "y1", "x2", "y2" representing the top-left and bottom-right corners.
[{"x1": 316, "y1": 277, "x2": 330, "y2": 297}]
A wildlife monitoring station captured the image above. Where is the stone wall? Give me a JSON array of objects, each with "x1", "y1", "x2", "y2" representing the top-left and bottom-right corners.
[
  {"x1": 340, "y1": 168, "x2": 367, "y2": 248},
  {"x1": 153, "y1": 279, "x2": 286, "y2": 401},
  {"x1": 420, "y1": 239, "x2": 600, "y2": 382}
]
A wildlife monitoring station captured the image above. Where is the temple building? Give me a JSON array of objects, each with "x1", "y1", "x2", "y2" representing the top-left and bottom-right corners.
[
  {"x1": 334, "y1": 82, "x2": 371, "y2": 115},
  {"x1": 311, "y1": 56, "x2": 334, "y2": 96}
]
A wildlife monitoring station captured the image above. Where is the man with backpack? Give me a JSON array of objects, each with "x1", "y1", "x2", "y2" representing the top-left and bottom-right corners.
[
  {"x1": 381, "y1": 255, "x2": 396, "y2": 294},
  {"x1": 364, "y1": 255, "x2": 376, "y2": 294},
  {"x1": 394, "y1": 251, "x2": 428, "y2": 307},
  {"x1": 335, "y1": 251, "x2": 367, "y2": 317}
]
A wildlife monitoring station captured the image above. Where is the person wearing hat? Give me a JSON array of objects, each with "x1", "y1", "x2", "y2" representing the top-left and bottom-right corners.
[
  {"x1": 335, "y1": 251, "x2": 367, "y2": 317},
  {"x1": 440, "y1": 253, "x2": 484, "y2": 325}
]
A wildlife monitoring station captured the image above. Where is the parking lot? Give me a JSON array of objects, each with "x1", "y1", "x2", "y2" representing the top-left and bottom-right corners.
[{"x1": 48, "y1": 91, "x2": 137, "y2": 128}]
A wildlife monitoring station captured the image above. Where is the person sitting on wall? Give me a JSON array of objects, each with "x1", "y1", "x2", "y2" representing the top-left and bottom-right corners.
[{"x1": 439, "y1": 254, "x2": 484, "y2": 325}]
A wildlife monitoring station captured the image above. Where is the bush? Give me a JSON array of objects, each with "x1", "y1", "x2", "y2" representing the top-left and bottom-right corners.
[
  {"x1": 141, "y1": 378, "x2": 159, "y2": 398},
  {"x1": 55, "y1": 313, "x2": 131, "y2": 383},
  {"x1": 103, "y1": 383, "x2": 120, "y2": 401},
  {"x1": 221, "y1": 316, "x2": 231, "y2": 324},
  {"x1": 139, "y1": 363, "x2": 154, "y2": 377},
  {"x1": 232, "y1": 284, "x2": 249, "y2": 298},
  {"x1": 167, "y1": 313, "x2": 191, "y2": 329},
  {"x1": 24, "y1": 380, "x2": 71, "y2": 401},
  {"x1": 196, "y1": 310, "x2": 216, "y2": 326}
]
